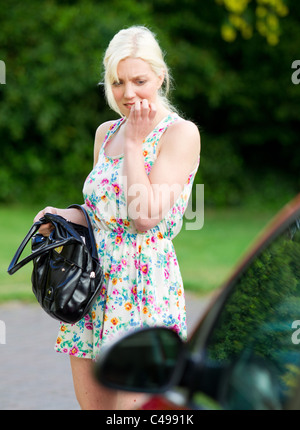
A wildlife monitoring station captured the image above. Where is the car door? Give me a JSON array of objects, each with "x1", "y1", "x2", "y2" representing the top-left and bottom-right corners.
[
  {"x1": 186, "y1": 194, "x2": 300, "y2": 409},
  {"x1": 95, "y1": 194, "x2": 300, "y2": 410}
]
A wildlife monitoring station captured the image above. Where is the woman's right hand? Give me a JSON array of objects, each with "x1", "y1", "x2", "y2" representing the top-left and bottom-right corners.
[{"x1": 34, "y1": 206, "x2": 58, "y2": 237}]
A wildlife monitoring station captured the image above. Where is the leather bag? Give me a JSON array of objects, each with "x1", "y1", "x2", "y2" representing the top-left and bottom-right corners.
[{"x1": 7, "y1": 204, "x2": 103, "y2": 324}]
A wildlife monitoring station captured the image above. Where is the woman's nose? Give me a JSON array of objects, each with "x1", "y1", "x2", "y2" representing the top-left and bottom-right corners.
[{"x1": 124, "y1": 83, "x2": 135, "y2": 99}]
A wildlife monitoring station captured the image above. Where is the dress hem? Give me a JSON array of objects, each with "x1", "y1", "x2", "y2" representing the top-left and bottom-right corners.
[{"x1": 54, "y1": 345, "x2": 95, "y2": 360}]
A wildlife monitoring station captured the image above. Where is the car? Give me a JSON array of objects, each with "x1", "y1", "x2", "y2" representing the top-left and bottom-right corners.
[{"x1": 94, "y1": 194, "x2": 300, "y2": 410}]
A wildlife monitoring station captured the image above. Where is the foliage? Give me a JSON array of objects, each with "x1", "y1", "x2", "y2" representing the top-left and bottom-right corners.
[
  {"x1": 146, "y1": 0, "x2": 299, "y2": 206},
  {"x1": 0, "y1": 0, "x2": 150, "y2": 205},
  {"x1": 0, "y1": 0, "x2": 299, "y2": 208},
  {"x1": 0, "y1": 205, "x2": 273, "y2": 301},
  {"x1": 206, "y1": 220, "x2": 300, "y2": 400},
  {"x1": 216, "y1": 0, "x2": 289, "y2": 45}
]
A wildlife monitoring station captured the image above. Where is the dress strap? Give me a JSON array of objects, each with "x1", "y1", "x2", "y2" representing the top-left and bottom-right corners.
[
  {"x1": 102, "y1": 118, "x2": 125, "y2": 151},
  {"x1": 147, "y1": 113, "x2": 181, "y2": 156}
]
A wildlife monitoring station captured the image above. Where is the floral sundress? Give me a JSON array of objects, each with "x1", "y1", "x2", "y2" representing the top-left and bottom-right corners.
[{"x1": 55, "y1": 113, "x2": 199, "y2": 360}]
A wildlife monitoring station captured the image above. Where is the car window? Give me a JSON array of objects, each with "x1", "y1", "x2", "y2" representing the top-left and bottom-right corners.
[{"x1": 191, "y1": 217, "x2": 300, "y2": 410}]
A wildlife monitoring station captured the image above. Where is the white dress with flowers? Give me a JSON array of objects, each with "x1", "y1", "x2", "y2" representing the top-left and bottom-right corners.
[{"x1": 55, "y1": 113, "x2": 199, "y2": 360}]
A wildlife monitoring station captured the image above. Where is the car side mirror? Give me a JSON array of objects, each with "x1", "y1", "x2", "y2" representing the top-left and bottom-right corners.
[{"x1": 94, "y1": 327, "x2": 186, "y2": 393}]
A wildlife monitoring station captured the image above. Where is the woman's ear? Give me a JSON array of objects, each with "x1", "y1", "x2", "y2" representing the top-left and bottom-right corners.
[{"x1": 157, "y1": 70, "x2": 165, "y2": 89}]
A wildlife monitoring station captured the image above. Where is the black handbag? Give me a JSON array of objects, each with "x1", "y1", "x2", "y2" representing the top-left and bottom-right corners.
[{"x1": 7, "y1": 204, "x2": 104, "y2": 324}]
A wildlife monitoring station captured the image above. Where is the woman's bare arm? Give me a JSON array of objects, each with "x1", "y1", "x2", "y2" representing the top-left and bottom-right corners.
[
  {"x1": 33, "y1": 121, "x2": 113, "y2": 236},
  {"x1": 123, "y1": 100, "x2": 200, "y2": 231}
]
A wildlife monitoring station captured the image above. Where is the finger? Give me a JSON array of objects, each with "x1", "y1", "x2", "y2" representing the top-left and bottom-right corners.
[
  {"x1": 127, "y1": 102, "x2": 135, "y2": 122},
  {"x1": 34, "y1": 207, "x2": 57, "y2": 223},
  {"x1": 141, "y1": 99, "x2": 149, "y2": 119},
  {"x1": 38, "y1": 223, "x2": 54, "y2": 237},
  {"x1": 34, "y1": 211, "x2": 46, "y2": 223},
  {"x1": 34, "y1": 213, "x2": 42, "y2": 223},
  {"x1": 134, "y1": 100, "x2": 141, "y2": 119},
  {"x1": 149, "y1": 102, "x2": 157, "y2": 121},
  {"x1": 44, "y1": 206, "x2": 57, "y2": 215}
]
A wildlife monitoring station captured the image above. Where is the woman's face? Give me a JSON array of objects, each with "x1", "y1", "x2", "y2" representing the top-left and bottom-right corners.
[{"x1": 111, "y1": 57, "x2": 164, "y2": 117}]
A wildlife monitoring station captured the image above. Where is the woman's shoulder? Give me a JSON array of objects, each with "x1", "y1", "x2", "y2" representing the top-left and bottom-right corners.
[
  {"x1": 95, "y1": 119, "x2": 122, "y2": 143},
  {"x1": 156, "y1": 116, "x2": 200, "y2": 171},
  {"x1": 165, "y1": 116, "x2": 201, "y2": 152},
  {"x1": 171, "y1": 116, "x2": 200, "y2": 138},
  {"x1": 93, "y1": 119, "x2": 122, "y2": 166}
]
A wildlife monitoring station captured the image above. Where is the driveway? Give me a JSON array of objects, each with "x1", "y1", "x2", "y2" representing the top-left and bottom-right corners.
[{"x1": 0, "y1": 292, "x2": 212, "y2": 410}]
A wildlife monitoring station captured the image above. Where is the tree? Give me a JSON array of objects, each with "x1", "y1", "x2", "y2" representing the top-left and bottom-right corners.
[
  {"x1": 0, "y1": 0, "x2": 299, "y2": 207},
  {"x1": 0, "y1": 0, "x2": 150, "y2": 204},
  {"x1": 216, "y1": 0, "x2": 289, "y2": 46}
]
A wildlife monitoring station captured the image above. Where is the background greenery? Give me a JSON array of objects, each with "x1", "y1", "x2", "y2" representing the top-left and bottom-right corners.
[
  {"x1": 0, "y1": 0, "x2": 299, "y2": 207},
  {"x1": 0, "y1": 0, "x2": 299, "y2": 301},
  {"x1": 0, "y1": 205, "x2": 274, "y2": 302}
]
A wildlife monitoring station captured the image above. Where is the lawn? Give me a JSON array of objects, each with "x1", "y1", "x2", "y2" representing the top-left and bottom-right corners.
[
  {"x1": 0, "y1": 204, "x2": 278, "y2": 303},
  {"x1": 173, "y1": 207, "x2": 275, "y2": 294}
]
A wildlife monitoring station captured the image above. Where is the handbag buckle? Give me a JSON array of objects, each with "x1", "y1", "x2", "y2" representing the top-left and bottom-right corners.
[{"x1": 46, "y1": 287, "x2": 54, "y2": 301}]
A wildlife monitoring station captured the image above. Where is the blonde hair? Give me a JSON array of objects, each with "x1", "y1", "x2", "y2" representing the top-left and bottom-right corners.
[{"x1": 102, "y1": 26, "x2": 176, "y2": 116}]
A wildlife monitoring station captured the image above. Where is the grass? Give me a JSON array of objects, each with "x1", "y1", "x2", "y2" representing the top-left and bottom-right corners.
[
  {"x1": 173, "y1": 207, "x2": 277, "y2": 294},
  {"x1": 0, "y1": 205, "x2": 40, "y2": 302},
  {"x1": 0, "y1": 204, "x2": 279, "y2": 303}
]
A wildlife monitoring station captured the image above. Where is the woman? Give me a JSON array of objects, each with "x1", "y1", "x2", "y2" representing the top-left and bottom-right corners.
[{"x1": 34, "y1": 26, "x2": 200, "y2": 409}]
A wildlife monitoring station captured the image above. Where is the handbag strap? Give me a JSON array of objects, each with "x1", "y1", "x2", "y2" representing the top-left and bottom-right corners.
[
  {"x1": 7, "y1": 221, "x2": 42, "y2": 275},
  {"x1": 67, "y1": 204, "x2": 98, "y2": 259},
  {"x1": 7, "y1": 220, "x2": 77, "y2": 275},
  {"x1": 7, "y1": 204, "x2": 95, "y2": 275}
]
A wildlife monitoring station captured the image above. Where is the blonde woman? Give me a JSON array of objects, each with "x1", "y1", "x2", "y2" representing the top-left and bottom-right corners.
[{"x1": 34, "y1": 26, "x2": 200, "y2": 409}]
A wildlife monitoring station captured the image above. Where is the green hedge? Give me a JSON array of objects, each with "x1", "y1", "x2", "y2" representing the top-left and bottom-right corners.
[{"x1": 0, "y1": 0, "x2": 299, "y2": 207}]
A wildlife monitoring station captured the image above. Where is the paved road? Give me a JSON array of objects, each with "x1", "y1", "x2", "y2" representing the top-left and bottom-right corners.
[{"x1": 0, "y1": 292, "x2": 212, "y2": 410}]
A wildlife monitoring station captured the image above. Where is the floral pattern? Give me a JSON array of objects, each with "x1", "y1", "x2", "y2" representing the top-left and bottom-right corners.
[{"x1": 55, "y1": 113, "x2": 199, "y2": 360}]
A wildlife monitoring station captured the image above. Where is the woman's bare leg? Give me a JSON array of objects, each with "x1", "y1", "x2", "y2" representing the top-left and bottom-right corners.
[
  {"x1": 70, "y1": 355, "x2": 118, "y2": 410},
  {"x1": 70, "y1": 356, "x2": 148, "y2": 410}
]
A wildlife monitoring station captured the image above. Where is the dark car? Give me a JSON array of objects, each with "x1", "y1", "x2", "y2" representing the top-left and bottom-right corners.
[{"x1": 94, "y1": 194, "x2": 300, "y2": 410}]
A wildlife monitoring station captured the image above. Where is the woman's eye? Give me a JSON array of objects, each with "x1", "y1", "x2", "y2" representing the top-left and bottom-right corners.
[
  {"x1": 136, "y1": 80, "x2": 146, "y2": 85},
  {"x1": 112, "y1": 81, "x2": 122, "y2": 87}
]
